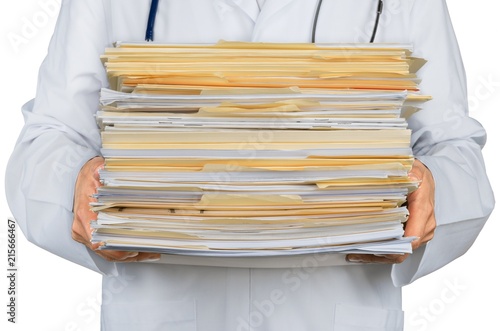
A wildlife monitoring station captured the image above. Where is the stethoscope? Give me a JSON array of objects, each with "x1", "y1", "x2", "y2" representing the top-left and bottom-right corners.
[{"x1": 145, "y1": 0, "x2": 384, "y2": 43}]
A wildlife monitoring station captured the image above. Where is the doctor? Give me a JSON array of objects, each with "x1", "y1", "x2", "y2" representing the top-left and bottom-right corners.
[{"x1": 6, "y1": 0, "x2": 494, "y2": 330}]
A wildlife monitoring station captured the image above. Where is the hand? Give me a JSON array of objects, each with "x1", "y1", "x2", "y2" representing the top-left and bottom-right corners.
[
  {"x1": 72, "y1": 156, "x2": 161, "y2": 262},
  {"x1": 346, "y1": 159, "x2": 437, "y2": 264}
]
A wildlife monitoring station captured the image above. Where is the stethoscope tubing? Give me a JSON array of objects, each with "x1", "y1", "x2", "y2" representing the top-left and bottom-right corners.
[{"x1": 145, "y1": 0, "x2": 384, "y2": 43}]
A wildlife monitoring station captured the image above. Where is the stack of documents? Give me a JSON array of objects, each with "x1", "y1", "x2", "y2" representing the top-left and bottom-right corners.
[{"x1": 91, "y1": 42, "x2": 430, "y2": 258}]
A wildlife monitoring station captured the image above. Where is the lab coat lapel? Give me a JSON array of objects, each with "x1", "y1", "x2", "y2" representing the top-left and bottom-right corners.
[
  {"x1": 225, "y1": 0, "x2": 261, "y2": 22},
  {"x1": 251, "y1": 0, "x2": 301, "y2": 39},
  {"x1": 227, "y1": 0, "x2": 299, "y2": 25},
  {"x1": 256, "y1": 0, "x2": 298, "y2": 25}
]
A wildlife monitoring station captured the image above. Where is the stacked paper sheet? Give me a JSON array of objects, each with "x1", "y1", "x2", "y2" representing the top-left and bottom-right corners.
[{"x1": 91, "y1": 42, "x2": 430, "y2": 257}]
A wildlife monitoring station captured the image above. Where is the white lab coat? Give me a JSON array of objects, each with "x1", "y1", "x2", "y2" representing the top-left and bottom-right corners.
[{"x1": 5, "y1": 0, "x2": 495, "y2": 330}]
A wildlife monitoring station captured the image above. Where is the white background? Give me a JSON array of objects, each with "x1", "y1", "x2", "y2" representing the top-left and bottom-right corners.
[{"x1": 0, "y1": 1, "x2": 498, "y2": 330}]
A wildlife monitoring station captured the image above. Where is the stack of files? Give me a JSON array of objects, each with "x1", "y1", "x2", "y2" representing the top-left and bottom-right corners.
[{"x1": 91, "y1": 42, "x2": 430, "y2": 258}]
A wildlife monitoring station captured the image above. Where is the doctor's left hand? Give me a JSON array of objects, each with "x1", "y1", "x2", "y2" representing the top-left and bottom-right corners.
[
  {"x1": 72, "y1": 156, "x2": 161, "y2": 263},
  {"x1": 346, "y1": 159, "x2": 437, "y2": 264}
]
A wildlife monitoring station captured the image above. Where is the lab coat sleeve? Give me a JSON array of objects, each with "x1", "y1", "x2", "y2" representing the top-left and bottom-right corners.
[
  {"x1": 391, "y1": 0, "x2": 495, "y2": 286},
  {"x1": 5, "y1": 0, "x2": 117, "y2": 275}
]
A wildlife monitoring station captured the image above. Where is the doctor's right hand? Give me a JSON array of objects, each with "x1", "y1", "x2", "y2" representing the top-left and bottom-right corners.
[{"x1": 72, "y1": 156, "x2": 161, "y2": 262}]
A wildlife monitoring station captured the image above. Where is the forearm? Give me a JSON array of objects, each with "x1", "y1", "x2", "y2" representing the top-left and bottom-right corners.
[
  {"x1": 390, "y1": 0, "x2": 495, "y2": 285},
  {"x1": 5, "y1": 111, "x2": 112, "y2": 273}
]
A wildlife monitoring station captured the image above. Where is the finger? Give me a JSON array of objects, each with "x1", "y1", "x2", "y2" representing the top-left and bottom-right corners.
[
  {"x1": 127, "y1": 253, "x2": 162, "y2": 263},
  {"x1": 94, "y1": 249, "x2": 141, "y2": 262},
  {"x1": 72, "y1": 209, "x2": 97, "y2": 242},
  {"x1": 71, "y1": 231, "x2": 88, "y2": 247},
  {"x1": 346, "y1": 253, "x2": 409, "y2": 264},
  {"x1": 95, "y1": 250, "x2": 161, "y2": 263},
  {"x1": 406, "y1": 160, "x2": 436, "y2": 243},
  {"x1": 405, "y1": 190, "x2": 435, "y2": 246},
  {"x1": 71, "y1": 218, "x2": 93, "y2": 246},
  {"x1": 406, "y1": 203, "x2": 436, "y2": 250},
  {"x1": 80, "y1": 238, "x2": 139, "y2": 261},
  {"x1": 418, "y1": 217, "x2": 436, "y2": 246},
  {"x1": 93, "y1": 158, "x2": 105, "y2": 181}
]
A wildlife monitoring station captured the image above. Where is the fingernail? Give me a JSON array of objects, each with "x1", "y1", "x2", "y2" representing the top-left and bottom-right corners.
[
  {"x1": 141, "y1": 257, "x2": 161, "y2": 263},
  {"x1": 127, "y1": 252, "x2": 139, "y2": 258},
  {"x1": 346, "y1": 256, "x2": 363, "y2": 263}
]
